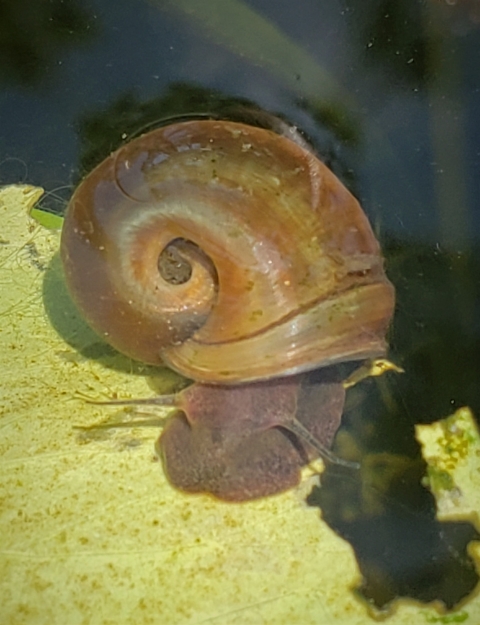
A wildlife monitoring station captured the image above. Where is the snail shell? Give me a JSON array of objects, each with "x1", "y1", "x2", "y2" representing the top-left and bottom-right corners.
[{"x1": 61, "y1": 119, "x2": 395, "y2": 383}]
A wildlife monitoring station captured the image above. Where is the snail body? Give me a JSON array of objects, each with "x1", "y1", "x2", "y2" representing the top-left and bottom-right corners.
[
  {"x1": 158, "y1": 368, "x2": 346, "y2": 501},
  {"x1": 61, "y1": 118, "x2": 395, "y2": 501}
]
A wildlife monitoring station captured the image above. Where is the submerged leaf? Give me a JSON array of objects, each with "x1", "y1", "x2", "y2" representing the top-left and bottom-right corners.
[{"x1": 1, "y1": 184, "x2": 479, "y2": 624}]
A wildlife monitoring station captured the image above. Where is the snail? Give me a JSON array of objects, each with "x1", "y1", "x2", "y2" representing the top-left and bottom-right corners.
[{"x1": 61, "y1": 117, "x2": 395, "y2": 501}]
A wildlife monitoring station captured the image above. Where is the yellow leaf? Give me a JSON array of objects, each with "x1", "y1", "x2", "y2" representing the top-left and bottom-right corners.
[{"x1": 1, "y1": 184, "x2": 479, "y2": 624}]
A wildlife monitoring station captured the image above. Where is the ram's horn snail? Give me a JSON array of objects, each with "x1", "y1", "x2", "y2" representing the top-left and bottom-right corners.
[{"x1": 61, "y1": 118, "x2": 395, "y2": 501}]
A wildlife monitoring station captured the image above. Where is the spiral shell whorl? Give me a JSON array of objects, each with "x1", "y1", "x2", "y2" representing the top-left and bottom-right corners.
[{"x1": 61, "y1": 119, "x2": 394, "y2": 381}]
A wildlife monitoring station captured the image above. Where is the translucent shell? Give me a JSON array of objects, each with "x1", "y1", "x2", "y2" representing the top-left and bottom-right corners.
[{"x1": 61, "y1": 119, "x2": 395, "y2": 383}]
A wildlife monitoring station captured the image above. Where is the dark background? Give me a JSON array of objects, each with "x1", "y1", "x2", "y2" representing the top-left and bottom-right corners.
[
  {"x1": 2, "y1": 0, "x2": 480, "y2": 613},
  {"x1": 2, "y1": 0, "x2": 480, "y2": 251}
]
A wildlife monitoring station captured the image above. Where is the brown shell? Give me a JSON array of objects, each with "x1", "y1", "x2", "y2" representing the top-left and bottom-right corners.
[{"x1": 61, "y1": 119, "x2": 395, "y2": 382}]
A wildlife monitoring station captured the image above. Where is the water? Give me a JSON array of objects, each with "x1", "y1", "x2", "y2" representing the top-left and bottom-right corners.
[{"x1": 1, "y1": 0, "x2": 480, "y2": 621}]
